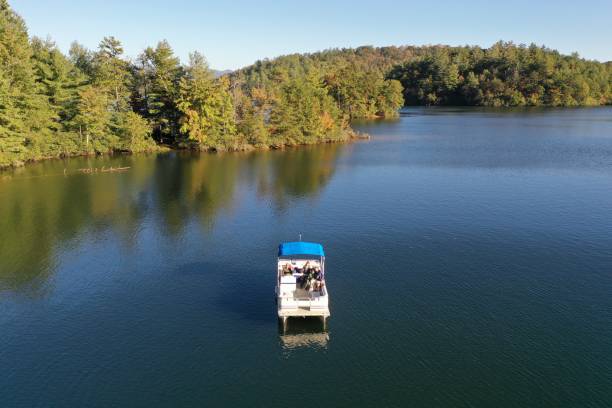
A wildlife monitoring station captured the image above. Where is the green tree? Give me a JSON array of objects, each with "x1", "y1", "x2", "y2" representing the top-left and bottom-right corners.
[
  {"x1": 0, "y1": 0, "x2": 43, "y2": 165},
  {"x1": 93, "y1": 36, "x2": 131, "y2": 111},
  {"x1": 112, "y1": 111, "x2": 155, "y2": 152},
  {"x1": 136, "y1": 40, "x2": 182, "y2": 143},
  {"x1": 269, "y1": 76, "x2": 344, "y2": 145},
  {"x1": 73, "y1": 85, "x2": 113, "y2": 153},
  {"x1": 376, "y1": 79, "x2": 404, "y2": 116},
  {"x1": 68, "y1": 41, "x2": 94, "y2": 78},
  {"x1": 31, "y1": 37, "x2": 87, "y2": 124},
  {"x1": 176, "y1": 52, "x2": 237, "y2": 150}
]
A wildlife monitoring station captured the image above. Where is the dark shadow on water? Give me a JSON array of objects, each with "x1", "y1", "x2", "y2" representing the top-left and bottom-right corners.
[
  {"x1": 278, "y1": 317, "x2": 328, "y2": 334},
  {"x1": 212, "y1": 268, "x2": 275, "y2": 325}
]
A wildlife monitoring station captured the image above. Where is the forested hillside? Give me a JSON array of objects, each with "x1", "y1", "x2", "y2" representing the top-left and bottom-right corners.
[
  {"x1": 0, "y1": 1, "x2": 402, "y2": 168},
  {"x1": 1, "y1": 0, "x2": 610, "y2": 168},
  {"x1": 387, "y1": 43, "x2": 612, "y2": 106}
]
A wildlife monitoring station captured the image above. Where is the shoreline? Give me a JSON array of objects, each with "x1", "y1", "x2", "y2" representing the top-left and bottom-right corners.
[
  {"x1": 0, "y1": 129, "x2": 371, "y2": 172},
  {"x1": 5, "y1": 104, "x2": 611, "y2": 172}
]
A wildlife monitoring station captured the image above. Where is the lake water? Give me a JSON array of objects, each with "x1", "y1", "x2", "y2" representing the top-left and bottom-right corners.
[{"x1": 1, "y1": 107, "x2": 612, "y2": 407}]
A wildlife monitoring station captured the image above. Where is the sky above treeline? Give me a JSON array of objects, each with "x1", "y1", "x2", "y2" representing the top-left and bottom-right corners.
[{"x1": 11, "y1": 0, "x2": 612, "y2": 70}]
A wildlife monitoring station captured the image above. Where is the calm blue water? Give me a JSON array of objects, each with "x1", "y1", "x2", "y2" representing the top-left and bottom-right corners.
[{"x1": 1, "y1": 107, "x2": 612, "y2": 407}]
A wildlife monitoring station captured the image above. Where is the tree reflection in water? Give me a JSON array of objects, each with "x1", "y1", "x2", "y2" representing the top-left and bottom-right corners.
[{"x1": 0, "y1": 143, "x2": 344, "y2": 293}]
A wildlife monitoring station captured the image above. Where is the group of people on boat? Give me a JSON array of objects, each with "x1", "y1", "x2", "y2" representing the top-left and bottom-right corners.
[{"x1": 281, "y1": 261, "x2": 324, "y2": 291}]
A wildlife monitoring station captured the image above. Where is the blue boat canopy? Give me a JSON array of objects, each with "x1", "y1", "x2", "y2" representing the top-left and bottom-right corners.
[{"x1": 278, "y1": 242, "x2": 325, "y2": 257}]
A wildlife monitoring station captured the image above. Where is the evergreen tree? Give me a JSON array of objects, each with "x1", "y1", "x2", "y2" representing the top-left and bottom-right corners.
[
  {"x1": 112, "y1": 110, "x2": 155, "y2": 152},
  {"x1": 69, "y1": 41, "x2": 94, "y2": 77},
  {"x1": 93, "y1": 36, "x2": 132, "y2": 112},
  {"x1": 136, "y1": 40, "x2": 182, "y2": 144},
  {"x1": 0, "y1": 0, "x2": 40, "y2": 165},
  {"x1": 73, "y1": 85, "x2": 113, "y2": 153},
  {"x1": 269, "y1": 76, "x2": 344, "y2": 145},
  {"x1": 177, "y1": 52, "x2": 236, "y2": 150},
  {"x1": 31, "y1": 37, "x2": 86, "y2": 126}
]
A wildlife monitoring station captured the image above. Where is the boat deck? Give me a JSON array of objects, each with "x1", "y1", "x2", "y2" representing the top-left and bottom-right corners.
[
  {"x1": 278, "y1": 308, "x2": 330, "y2": 318},
  {"x1": 278, "y1": 288, "x2": 330, "y2": 319},
  {"x1": 293, "y1": 288, "x2": 324, "y2": 298}
]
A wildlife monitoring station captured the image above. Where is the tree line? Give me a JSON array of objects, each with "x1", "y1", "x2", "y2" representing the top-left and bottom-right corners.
[
  {"x1": 1, "y1": 0, "x2": 611, "y2": 168},
  {"x1": 0, "y1": 1, "x2": 403, "y2": 168},
  {"x1": 387, "y1": 42, "x2": 612, "y2": 106}
]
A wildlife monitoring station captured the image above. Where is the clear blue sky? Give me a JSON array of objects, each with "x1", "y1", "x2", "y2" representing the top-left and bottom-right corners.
[{"x1": 11, "y1": 0, "x2": 612, "y2": 70}]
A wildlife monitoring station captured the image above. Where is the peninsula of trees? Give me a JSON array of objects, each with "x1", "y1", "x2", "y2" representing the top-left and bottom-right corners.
[{"x1": 1, "y1": 0, "x2": 610, "y2": 168}]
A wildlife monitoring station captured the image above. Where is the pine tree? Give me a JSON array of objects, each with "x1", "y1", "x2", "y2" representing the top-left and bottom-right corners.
[
  {"x1": 0, "y1": 0, "x2": 38, "y2": 165},
  {"x1": 177, "y1": 52, "x2": 237, "y2": 150},
  {"x1": 68, "y1": 41, "x2": 94, "y2": 77},
  {"x1": 136, "y1": 40, "x2": 182, "y2": 144},
  {"x1": 31, "y1": 37, "x2": 87, "y2": 127},
  {"x1": 93, "y1": 36, "x2": 131, "y2": 112}
]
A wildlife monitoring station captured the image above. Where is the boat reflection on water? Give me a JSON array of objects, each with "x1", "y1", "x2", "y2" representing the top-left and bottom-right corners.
[
  {"x1": 280, "y1": 331, "x2": 329, "y2": 350},
  {"x1": 279, "y1": 317, "x2": 329, "y2": 351}
]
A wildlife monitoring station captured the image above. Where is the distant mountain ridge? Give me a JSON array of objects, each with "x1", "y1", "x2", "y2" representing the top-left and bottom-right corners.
[{"x1": 212, "y1": 69, "x2": 232, "y2": 78}]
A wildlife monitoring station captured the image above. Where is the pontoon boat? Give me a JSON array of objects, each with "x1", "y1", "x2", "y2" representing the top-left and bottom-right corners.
[{"x1": 276, "y1": 242, "x2": 330, "y2": 327}]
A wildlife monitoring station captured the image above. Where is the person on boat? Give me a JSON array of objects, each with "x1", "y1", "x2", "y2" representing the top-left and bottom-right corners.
[
  {"x1": 299, "y1": 266, "x2": 310, "y2": 289},
  {"x1": 314, "y1": 267, "x2": 322, "y2": 281},
  {"x1": 307, "y1": 266, "x2": 320, "y2": 290},
  {"x1": 283, "y1": 262, "x2": 293, "y2": 275},
  {"x1": 310, "y1": 267, "x2": 321, "y2": 291}
]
